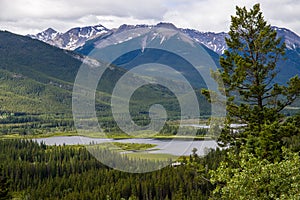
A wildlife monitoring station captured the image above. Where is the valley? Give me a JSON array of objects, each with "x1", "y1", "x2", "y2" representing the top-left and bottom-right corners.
[{"x1": 0, "y1": 3, "x2": 300, "y2": 198}]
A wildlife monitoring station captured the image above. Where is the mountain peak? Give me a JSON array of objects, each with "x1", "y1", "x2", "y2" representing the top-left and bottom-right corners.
[
  {"x1": 27, "y1": 27, "x2": 60, "y2": 43},
  {"x1": 156, "y1": 22, "x2": 177, "y2": 29},
  {"x1": 29, "y1": 24, "x2": 110, "y2": 50},
  {"x1": 93, "y1": 24, "x2": 108, "y2": 31},
  {"x1": 44, "y1": 28, "x2": 58, "y2": 34},
  {"x1": 272, "y1": 26, "x2": 300, "y2": 50},
  {"x1": 115, "y1": 23, "x2": 178, "y2": 33}
]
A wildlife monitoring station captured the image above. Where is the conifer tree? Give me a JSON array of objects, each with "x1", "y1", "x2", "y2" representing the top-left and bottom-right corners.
[{"x1": 203, "y1": 3, "x2": 300, "y2": 146}]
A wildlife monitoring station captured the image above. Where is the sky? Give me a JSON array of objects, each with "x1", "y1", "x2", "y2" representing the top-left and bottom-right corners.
[{"x1": 1, "y1": 0, "x2": 300, "y2": 35}]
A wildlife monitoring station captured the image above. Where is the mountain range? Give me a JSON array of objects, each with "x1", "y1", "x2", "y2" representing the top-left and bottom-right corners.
[
  {"x1": 28, "y1": 22, "x2": 300, "y2": 55},
  {"x1": 27, "y1": 23, "x2": 300, "y2": 85},
  {"x1": 28, "y1": 23, "x2": 228, "y2": 54}
]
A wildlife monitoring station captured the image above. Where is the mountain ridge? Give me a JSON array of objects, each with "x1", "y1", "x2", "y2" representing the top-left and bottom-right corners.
[
  {"x1": 74, "y1": 23, "x2": 300, "y2": 87},
  {"x1": 28, "y1": 24, "x2": 110, "y2": 50},
  {"x1": 28, "y1": 22, "x2": 300, "y2": 55}
]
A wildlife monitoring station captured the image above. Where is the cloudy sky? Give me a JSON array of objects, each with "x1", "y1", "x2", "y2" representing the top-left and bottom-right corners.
[{"x1": 1, "y1": 0, "x2": 300, "y2": 35}]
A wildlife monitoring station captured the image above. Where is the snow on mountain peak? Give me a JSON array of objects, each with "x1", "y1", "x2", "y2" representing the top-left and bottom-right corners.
[
  {"x1": 273, "y1": 26, "x2": 300, "y2": 50},
  {"x1": 28, "y1": 28, "x2": 60, "y2": 43},
  {"x1": 28, "y1": 24, "x2": 300, "y2": 55},
  {"x1": 28, "y1": 24, "x2": 110, "y2": 50}
]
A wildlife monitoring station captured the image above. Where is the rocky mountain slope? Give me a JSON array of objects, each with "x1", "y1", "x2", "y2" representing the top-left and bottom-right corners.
[
  {"x1": 28, "y1": 25, "x2": 110, "y2": 50},
  {"x1": 28, "y1": 23, "x2": 300, "y2": 56}
]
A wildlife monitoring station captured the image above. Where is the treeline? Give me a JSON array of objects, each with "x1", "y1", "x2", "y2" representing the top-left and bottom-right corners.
[
  {"x1": 159, "y1": 123, "x2": 208, "y2": 136},
  {"x1": 0, "y1": 112, "x2": 209, "y2": 136},
  {"x1": 0, "y1": 114, "x2": 74, "y2": 135},
  {"x1": 102, "y1": 120, "x2": 208, "y2": 136},
  {"x1": 0, "y1": 139, "x2": 226, "y2": 200}
]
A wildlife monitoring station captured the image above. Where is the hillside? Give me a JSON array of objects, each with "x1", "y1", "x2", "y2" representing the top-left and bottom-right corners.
[
  {"x1": 0, "y1": 31, "x2": 136, "y2": 115},
  {"x1": 0, "y1": 31, "x2": 123, "y2": 134},
  {"x1": 0, "y1": 31, "x2": 79, "y2": 113},
  {"x1": 0, "y1": 31, "x2": 212, "y2": 135}
]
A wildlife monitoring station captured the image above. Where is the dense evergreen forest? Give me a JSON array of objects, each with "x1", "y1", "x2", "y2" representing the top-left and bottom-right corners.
[{"x1": 0, "y1": 139, "x2": 225, "y2": 199}]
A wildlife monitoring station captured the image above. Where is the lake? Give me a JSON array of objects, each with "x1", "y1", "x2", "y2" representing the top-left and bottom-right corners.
[{"x1": 32, "y1": 136, "x2": 219, "y2": 156}]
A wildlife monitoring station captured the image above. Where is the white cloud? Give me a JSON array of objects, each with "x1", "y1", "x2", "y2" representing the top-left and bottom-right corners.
[
  {"x1": 259, "y1": 0, "x2": 300, "y2": 33},
  {"x1": 0, "y1": 0, "x2": 300, "y2": 35},
  {"x1": 0, "y1": 0, "x2": 167, "y2": 20},
  {"x1": 162, "y1": 0, "x2": 236, "y2": 32},
  {"x1": 162, "y1": 0, "x2": 300, "y2": 34}
]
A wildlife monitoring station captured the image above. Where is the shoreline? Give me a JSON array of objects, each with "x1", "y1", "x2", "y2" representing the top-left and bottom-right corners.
[{"x1": 0, "y1": 132, "x2": 215, "y2": 141}]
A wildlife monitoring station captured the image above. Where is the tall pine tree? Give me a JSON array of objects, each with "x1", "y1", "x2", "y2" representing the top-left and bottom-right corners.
[{"x1": 203, "y1": 4, "x2": 300, "y2": 147}]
